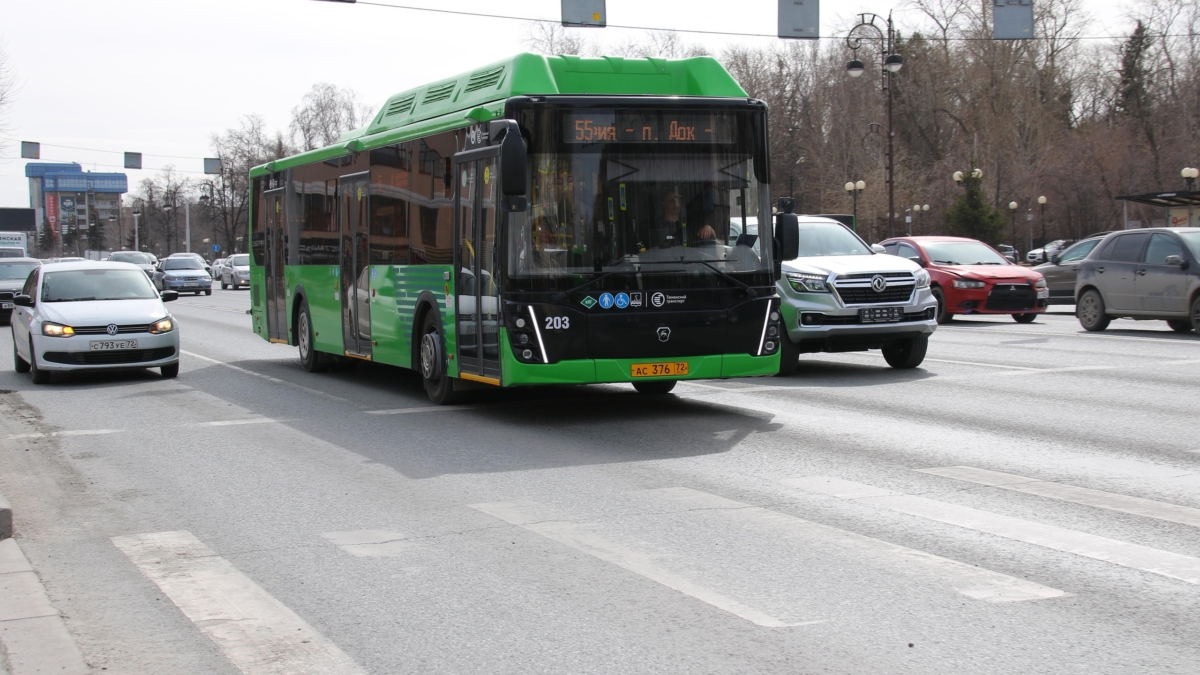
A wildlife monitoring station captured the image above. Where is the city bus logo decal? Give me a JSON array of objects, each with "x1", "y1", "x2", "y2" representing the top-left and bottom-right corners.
[
  {"x1": 657, "y1": 327, "x2": 671, "y2": 342},
  {"x1": 651, "y1": 292, "x2": 666, "y2": 308}
]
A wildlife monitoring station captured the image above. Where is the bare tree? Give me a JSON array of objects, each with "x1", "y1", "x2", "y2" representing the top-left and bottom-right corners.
[
  {"x1": 289, "y1": 83, "x2": 375, "y2": 152},
  {"x1": 521, "y1": 21, "x2": 597, "y2": 56},
  {"x1": 201, "y1": 115, "x2": 291, "y2": 254},
  {"x1": 0, "y1": 44, "x2": 15, "y2": 157}
]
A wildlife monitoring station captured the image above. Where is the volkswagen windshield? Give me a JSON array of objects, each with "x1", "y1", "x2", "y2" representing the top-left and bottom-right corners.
[{"x1": 507, "y1": 104, "x2": 772, "y2": 291}]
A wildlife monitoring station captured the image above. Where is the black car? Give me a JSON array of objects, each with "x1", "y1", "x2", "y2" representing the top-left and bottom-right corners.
[
  {"x1": 0, "y1": 258, "x2": 42, "y2": 323},
  {"x1": 1032, "y1": 236, "x2": 1106, "y2": 305}
]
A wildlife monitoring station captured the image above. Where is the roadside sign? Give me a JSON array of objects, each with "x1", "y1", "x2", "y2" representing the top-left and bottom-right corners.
[{"x1": 212, "y1": 244, "x2": 221, "y2": 252}]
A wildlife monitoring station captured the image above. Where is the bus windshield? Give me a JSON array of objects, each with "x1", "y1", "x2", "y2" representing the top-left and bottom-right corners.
[{"x1": 508, "y1": 107, "x2": 771, "y2": 283}]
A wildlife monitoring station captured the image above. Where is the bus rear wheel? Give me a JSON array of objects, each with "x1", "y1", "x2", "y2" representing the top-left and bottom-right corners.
[
  {"x1": 298, "y1": 300, "x2": 329, "y2": 373},
  {"x1": 632, "y1": 380, "x2": 676, "y2": 395},
  {"x1": 420, "y1": 311, "x2": 457, "y2": 405}
]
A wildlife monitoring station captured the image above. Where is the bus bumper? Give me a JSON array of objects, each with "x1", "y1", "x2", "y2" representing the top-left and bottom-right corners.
[{"x1": 498, "y1": 350, "x2": 779, "y2": 386}]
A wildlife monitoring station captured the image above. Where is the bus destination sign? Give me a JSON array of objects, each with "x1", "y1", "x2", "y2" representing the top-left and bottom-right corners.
[{"x1": 563, "y1": 111, "x2": 736, "y2": 145}]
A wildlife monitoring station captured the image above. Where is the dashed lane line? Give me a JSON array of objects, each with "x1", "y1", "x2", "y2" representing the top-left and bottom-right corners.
[
  {"x1": 113, "y1": 531, "x2": 368, "y2": 675},
  {"x1": 920, "y1": 466, "x2": 1200, "y2": 529},
  {"x1": 5, "y1": 429, "x2": 123, "y2": 440},
  {"x1": 181, "y1": 350, "x2": 351, "y2": 404},
  {"x1": 785, "y1": 476, "x2": 1200, "y2": 585},
  {"x1": 364, "y1": 405, "x2": 473, "y2": 415},
  {"x1": 187, "y1": 417, "x2": 296, "y2": 427}
]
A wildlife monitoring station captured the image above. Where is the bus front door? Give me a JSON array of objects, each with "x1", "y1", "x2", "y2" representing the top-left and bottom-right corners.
[
  {"x1": 263, "y1": 190, "x2": 288, "y2": 342},
  {"x1": 338, "y1": 172, "x2": 372, "y2": 358},
  {"x1": 454, "y1": 154, "x2": 500, "y2": 382}
]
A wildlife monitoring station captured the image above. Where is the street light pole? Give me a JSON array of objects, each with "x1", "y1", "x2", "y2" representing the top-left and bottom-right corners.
[
  {"x1": 1038, "y1": 196, "x2": 1047, "y2": 258},
  {"x1": 845, "y1": 180, "x2": 865, "y2": 233},
  {"x1": 846, "y1": 12, "x2": 904, "y2": 239},
  {"x1": 1008, "y1": 201, "x2": 1019, "y2": 259}
]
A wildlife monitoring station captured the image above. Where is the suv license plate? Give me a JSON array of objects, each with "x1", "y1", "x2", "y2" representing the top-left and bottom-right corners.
[
  {"x1": 859, "y1": 307, "x2": 903, "y2": 323},
  {"x1": 90, "y1": 340, "x2": 138, "y2": 351},
  {"x1": 1, "y1": 303, "x2": 11, "y2": 309},
  {"x1": 631, "y1": 362, "x2": 689, "y2": 378}
]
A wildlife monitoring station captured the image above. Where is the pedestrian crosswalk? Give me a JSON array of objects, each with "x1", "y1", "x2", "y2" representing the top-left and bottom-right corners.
[{"x1": 469, "y1": 467, "x2": 1200, "y2": 628}]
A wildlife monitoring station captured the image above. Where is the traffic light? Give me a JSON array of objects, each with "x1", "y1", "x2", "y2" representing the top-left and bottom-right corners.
[
  {"x1": 993, "y1": 0, "x2": 1034, "y2": 40},
  {"x1": 562, "y1": 0, "x2": 605, "y2": 27}
]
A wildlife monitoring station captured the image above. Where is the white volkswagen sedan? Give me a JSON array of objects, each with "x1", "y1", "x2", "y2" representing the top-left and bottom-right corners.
[{"x1": 11, "y1": 261, "x2": 180, "y2": 383}]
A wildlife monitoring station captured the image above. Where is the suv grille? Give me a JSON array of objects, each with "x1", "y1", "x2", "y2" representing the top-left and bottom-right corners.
[
  {"x1": 832, "y1": 273, "x2": 916, "y2": 305},
  {"x1": 985, "y1": 283, "x2": 1036, "y2": 311}
]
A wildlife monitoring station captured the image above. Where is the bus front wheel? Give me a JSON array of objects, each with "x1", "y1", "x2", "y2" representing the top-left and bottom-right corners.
[
  {"x1": 420, "y1": 311, "x2": 457, "y2": 405},
  {"x1": 632, "y1": 380, "x2": 676, "y2": 395}
]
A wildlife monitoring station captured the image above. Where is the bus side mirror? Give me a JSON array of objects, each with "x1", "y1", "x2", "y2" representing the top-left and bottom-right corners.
[
  {"x1": 775, "y1": 212, "x2": 800, "y2": 263},
  {"x1": 493, "y1": 120, "x2": 527, "y2": 212}
]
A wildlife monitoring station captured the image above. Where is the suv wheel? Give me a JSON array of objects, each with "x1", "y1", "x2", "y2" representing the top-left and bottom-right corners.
[
  {"x1": 1077, "y1": 289, "x2": 1111, "y2": 332},
  {"x1": 882, "y1": 335, "x2": 929, "y2": 369}
]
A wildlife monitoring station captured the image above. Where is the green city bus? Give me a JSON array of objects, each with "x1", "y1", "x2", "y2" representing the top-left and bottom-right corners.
[{"x1": 248, "y1": 53, "x2": 792, "y2": 403}]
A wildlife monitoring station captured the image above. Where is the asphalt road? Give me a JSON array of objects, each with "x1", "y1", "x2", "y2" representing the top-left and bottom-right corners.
[{"x1": 2, "y1": 291, "x2": 1199, "y2": 674}]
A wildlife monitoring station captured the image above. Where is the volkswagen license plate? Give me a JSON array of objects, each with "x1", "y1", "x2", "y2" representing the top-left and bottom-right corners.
[
  {"x1": 90, "y1": 340, "x2": 138, "y2": 351},
  {"x1": 631, "y1": 362, "x2": 689, "y2": 378},
  {"x1": 859, "y1": 307, "x2": 903, "y2": 323}
]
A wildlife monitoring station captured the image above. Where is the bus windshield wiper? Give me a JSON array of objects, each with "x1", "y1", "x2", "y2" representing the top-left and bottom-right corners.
[{"x1": 637, "y1": 259, "x2": 758, "y2": 298}]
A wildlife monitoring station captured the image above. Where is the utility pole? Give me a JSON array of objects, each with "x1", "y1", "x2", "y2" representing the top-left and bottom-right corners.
[{"x1": 184, "y1": 200, "x2": 191, "y2": 253}]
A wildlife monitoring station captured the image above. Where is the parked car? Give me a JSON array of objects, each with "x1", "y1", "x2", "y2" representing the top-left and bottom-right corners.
[
  {"x1": 1075, "y1": 227, "x2": 1200, "y2": 332},
  {"x1": 11, "y1": 260, "x2": 180, "y2": 383},
  {"x1": 166, "y1": 252, "x2": 212, "y2": 277},
  {"x1": 0, "y1": 247, "x2": 26, "y2": 258},
  {"x1": 52, "y1": 257, "x2": 86, "y2": 264},
  {"x1": 880, "y1": 236, "x2": 1048, "y2": 323},
  {"x1": 776, "y1": 217, "x2": 937, "y2": 374},
  {"x1": 997, "y1": 244, "x2": 1018, "y2": 263},
  {"x1": 1032, "y1": 236, "x2": 1106, "y2": 305},
  {"x1": 153, "y1": 257, "x2": 213, "y2": 295},
  {"x1": 108, "y1": 251, "x2": 157, "y2": 277},
  {"x1": 0, "y1": 258, "x2": 42, "y2": 324},
  {"x1": 221, "y1": 253, "x2": 250, "y2": 289},
  {"x1": 1026, "y1": 239, "x2": 1072, "y2": 264}
]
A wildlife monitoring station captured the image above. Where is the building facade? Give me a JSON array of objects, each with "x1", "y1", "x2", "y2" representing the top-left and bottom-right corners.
[{"x1": 26, "y1": 163, "x2": 128, "y2": 256}]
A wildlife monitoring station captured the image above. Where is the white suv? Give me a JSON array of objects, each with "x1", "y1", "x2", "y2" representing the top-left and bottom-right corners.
[{"x1": 777, "y1": 217, "x2": 938, "y2": 374}]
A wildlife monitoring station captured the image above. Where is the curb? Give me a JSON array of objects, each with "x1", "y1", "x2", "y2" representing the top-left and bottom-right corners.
[
  {"x1": 0, "y1": 539, "x2": 91, "y2": 675},
  {"x1": 0, "y1": 489, "x2": 10, "y2": 540}
]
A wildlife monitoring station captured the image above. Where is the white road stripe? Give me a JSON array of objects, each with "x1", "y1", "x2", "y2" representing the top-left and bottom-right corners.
[
  {"x1": 181, "y1": 349, "x2": 350, "y2": 404},
  {"x1": 471, "y1": 499, "x2": 818, "y2": 628},
  {"x1": 364, "y1": 405, "x2": 472, "y2": 415},
  {"x1": 786, "y1": 476, "x2": 1200, "y2": 585},
  {"x1": 5, "y1": 429, "x2": 124, "y2": 439},
  {"x1": 189, "y1": 418, "x2": 294, "y2": 427},
  {"x1": 939, "y1": 325, "x2": 1200, "y2": 345},
  {"x1": 112, "y1": 531, "x2": 367, "y2": 675},
  {"x1": 920, "y1": 466, "x2": 1200, "y2": 529},
  {"x1": 836, "y1": 351, "x2": 1041, "y2": 370}
]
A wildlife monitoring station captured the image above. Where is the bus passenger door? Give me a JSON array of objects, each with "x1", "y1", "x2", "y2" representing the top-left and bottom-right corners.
[
  {"x1": 454, "y1": 154, "x2": 501, "y2": 382},
  {"x1": 338, "y1": 172, "x2": 372, "y2": 358},
  {"x1": 263, "y1": 190, "x2": 288, "y2": 342}
]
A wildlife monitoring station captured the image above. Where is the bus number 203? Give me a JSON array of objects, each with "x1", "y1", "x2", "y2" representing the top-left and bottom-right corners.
[{"x1": 545, "y1": 316, "x2": 570, "y2": 330}]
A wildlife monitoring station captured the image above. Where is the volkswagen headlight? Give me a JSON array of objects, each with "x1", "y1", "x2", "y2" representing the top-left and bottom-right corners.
[
  {"x1": 1034, "y1": 277, "x2": 1047, "y2": 289},
  {"x1": 952, "y1": 279, "x2": 986, "y2": 289},
  {"x1": 42, "y1": 322, "x2": 75, "y2": 337},
  {"x1": 149, "y1": 318, "x2": 174, "y2": 334},
  {"x1": 914, "y1": 270, "x2": 930, "y2": 289},
  {"x1": 786, "y1": 273, "x2": 830, "y2": 293}
]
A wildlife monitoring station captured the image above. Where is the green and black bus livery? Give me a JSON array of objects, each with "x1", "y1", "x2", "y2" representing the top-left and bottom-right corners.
[{"x1": 249, "y1": 53, "x2": 785, "y2": 403}]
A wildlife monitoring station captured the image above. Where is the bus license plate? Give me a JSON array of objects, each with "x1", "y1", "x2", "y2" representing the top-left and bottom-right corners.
[
  {"x1": 859, "y1": 307, "x2": 903, "y2": 323},
  {"x1": 631, "y1": 362, "x2": 689, "y2": 378},
  {"x1": 90, "y1": 340, "x2": 138, "y2": 351}
]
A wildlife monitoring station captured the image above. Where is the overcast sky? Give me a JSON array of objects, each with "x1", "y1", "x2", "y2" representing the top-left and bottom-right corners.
[{"x1": 1, "y1": 0, "x2": 1137, "y2": 207}]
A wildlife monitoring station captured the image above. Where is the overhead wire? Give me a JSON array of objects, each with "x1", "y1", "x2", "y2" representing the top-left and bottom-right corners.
[{"x1": 345, "y1": 0, "x2": 1196, "y2": 42}]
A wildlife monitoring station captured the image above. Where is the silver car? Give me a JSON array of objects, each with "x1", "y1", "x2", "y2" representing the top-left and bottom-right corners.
[
  {"x1": 1075, "y1": 227, "x2": 1200, "y2": 332},
  {"x1": 221, "y1": 253, "x2": 250, "y2": 289},
  {"x1": 777, "y1": 217, "x2": 938, "y2": 374},
  {"x1": 11, "y1": 261, "x2": 181, "y2": 383}
]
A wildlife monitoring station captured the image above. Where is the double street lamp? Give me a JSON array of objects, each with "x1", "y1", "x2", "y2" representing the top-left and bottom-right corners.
[
  {"x1": 1008, "y1": 201, "x2": 1019, "y2": 258},
  {"x1": 844, "y1": 180, "x2": 865, "y2": 231},
  {"x1": 846, "y1": 12, "x2": 904, "y2": 238},
  {"x1": 909, "y1": 204, "x2": 929, "y2": 234}
]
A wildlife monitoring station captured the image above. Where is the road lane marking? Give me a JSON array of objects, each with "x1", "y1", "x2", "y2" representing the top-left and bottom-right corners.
[
  {"x1": 5, "y1": 429, "x2": 124, "y2": 439},
  {"x1": 321, "y1": 530, "x2": 412, "y2": 557},
  {"x1": 471, "y1": 499, "x2": 820, "y2": 628},
  {"x1": 112, "y1": 531, "x2": 367, "y2": 675},
  {"x1": 181, "y1": 349, "x2": 350, "y2": 404},
  {"x1": 785, "y1": 476, "x2": 1200, "y2": 585},
  {"x1": 174, "y1": 302, "x2": 251, "y2": 314},
  {"x1": 939, "y1": 325, "x2": 1200, "y2": 345},
  {"x1": 364, "y1": 405, "x2": 473, "y2": 415},
  {"x1": 920, "y1": 466, "x2": 1200, "y2": 529},
  {"x1": 188, "y1": 417, "x2": 295, "y2": 427}
]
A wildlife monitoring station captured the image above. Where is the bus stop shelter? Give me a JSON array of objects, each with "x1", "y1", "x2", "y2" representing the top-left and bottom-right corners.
[{"x1": 1115, "y1": 190, "x2": 1200, "y2": 228}]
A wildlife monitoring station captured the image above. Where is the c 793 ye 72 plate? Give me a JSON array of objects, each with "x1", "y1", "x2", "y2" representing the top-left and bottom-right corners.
[{"x1": 631, "y1": 362, "x2": 689, "y2": 378}]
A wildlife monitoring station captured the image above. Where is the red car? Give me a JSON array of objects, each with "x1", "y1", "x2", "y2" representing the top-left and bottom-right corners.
[{"x1": 879, "y1": 236, "x2": 1048, "y2": 323}]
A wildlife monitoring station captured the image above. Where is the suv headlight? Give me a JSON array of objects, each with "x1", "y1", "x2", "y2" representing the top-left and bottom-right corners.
[
  {"x1": 786, "y1": 273, "x2": 830, "y2": 293},
  {"x1": 1034, "y1": 277, "x2": 1047, "y2": 289},
  {"x1": 149, "y1": 318, "x2": 174, "y2": 334},
  {"x1": 914, "y1": 270, "x2": 930, "y2": 289},
  {"x1": 952, "y1": 279, "x2": 986, "y2": 289},
  {"x1": 42, "y1": 322, "x2": 75, "y2": 337}
]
